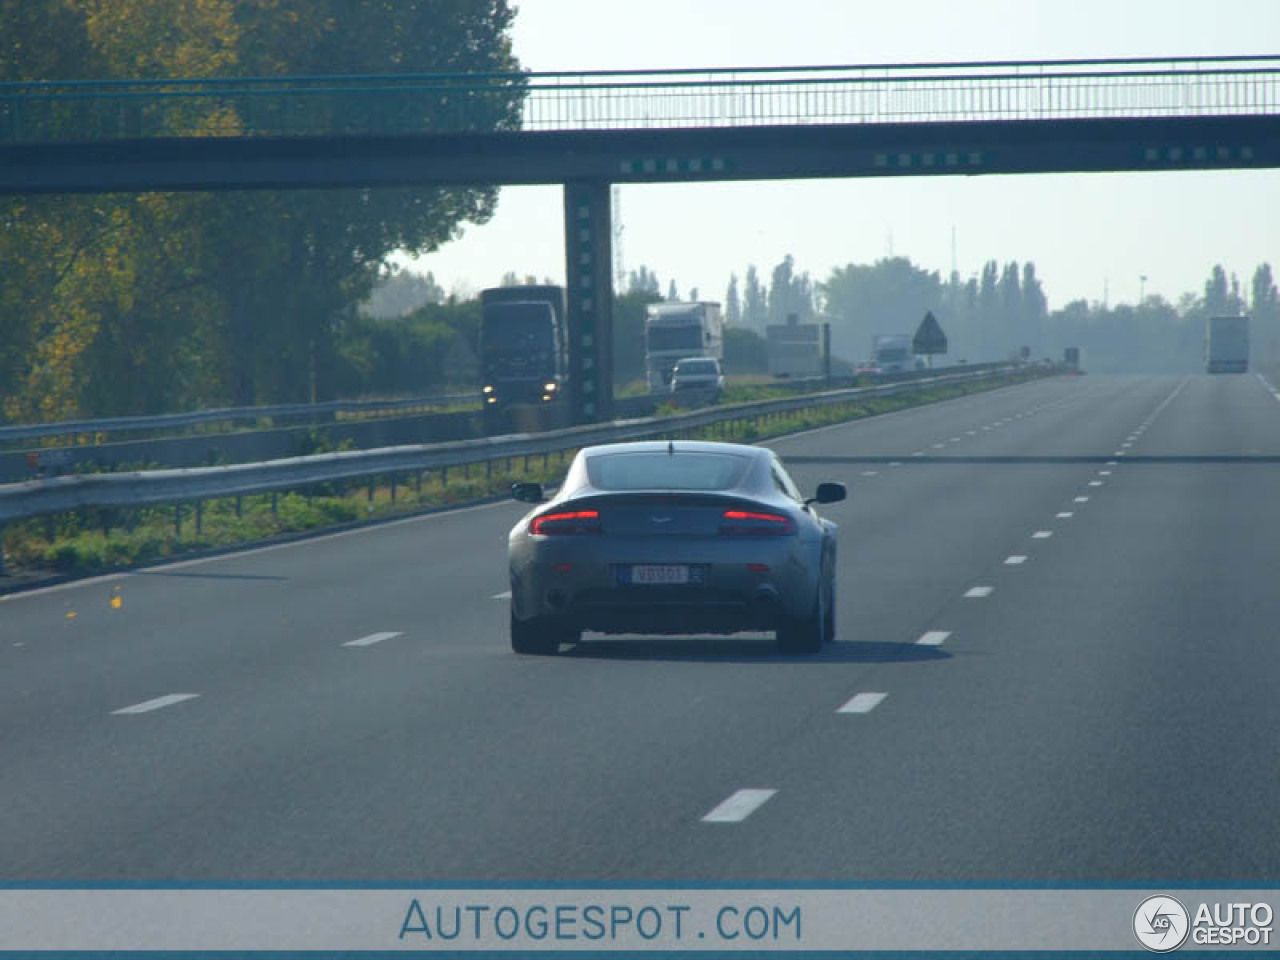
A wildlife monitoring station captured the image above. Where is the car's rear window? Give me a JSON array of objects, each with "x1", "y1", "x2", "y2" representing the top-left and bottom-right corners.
[
  {"x1": 586, "y1": 452, "x2": 750, "y2": 490},
  {"x1": 677, "y1": 360, "x2": 717, "y2": 374}
]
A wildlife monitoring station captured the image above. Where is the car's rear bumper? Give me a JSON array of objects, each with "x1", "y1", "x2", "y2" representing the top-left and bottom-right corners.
[{"x1": 509, "y1": 536, "x2": 821, "y2": 633}]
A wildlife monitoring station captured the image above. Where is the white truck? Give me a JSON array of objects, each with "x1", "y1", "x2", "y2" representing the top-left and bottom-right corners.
[
  {"x1": 1205, "y1": 315, "x2": 1249, "y2": 373},
  {"x1": 645, "y1": 301, "x2": 724, "y2": 391},
  {"x1": 872, "y1": 333, "x2": 917, "y2": 374}
]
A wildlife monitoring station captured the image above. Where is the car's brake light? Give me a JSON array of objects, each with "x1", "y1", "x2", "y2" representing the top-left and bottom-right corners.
[
  {"x1": 531, "y1": 510, "x2": 601, "y2": 535},
  {"x1": 719, "y1": 510, "x2": 795, "y2": 536}
]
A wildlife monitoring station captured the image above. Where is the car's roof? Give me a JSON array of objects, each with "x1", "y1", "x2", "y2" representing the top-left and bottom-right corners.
[{"x1": 581, "y1": 440, "x2": 766, "y2": 459}]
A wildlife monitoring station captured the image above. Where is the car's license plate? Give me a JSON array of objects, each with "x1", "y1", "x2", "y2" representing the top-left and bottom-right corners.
[{"x1": 618, "y1": 564, "x2": 703, "y2": 585}]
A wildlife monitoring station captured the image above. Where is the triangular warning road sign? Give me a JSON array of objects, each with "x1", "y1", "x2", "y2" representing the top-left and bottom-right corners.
[{"x1": 913, "y1": 311, "x2": 948, "y2": 355}]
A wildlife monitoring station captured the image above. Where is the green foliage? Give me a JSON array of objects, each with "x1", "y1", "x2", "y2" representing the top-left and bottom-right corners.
[
  {"x1": 612, "y1": 289, "x2": 663, "y2": 385},
  {"x1": 0, "y1": 1, "x2": 522, "y2": 421}
]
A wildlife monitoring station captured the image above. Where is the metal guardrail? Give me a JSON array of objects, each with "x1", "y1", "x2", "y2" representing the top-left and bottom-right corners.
[
  {"x1": 0, "y1": 56, "x2": 1277, "y2": 142},
  {"x1": 0, "y1": 366, "x2": 1025, "y2": 530},
  {"x1": 0, "y1": 391, "x2": 479, "y2": 445}
]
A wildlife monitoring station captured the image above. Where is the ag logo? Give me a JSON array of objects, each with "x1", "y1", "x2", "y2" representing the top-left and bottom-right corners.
[{"x1": 1134, "y1": 895, "x2": 1190, "y2": 952}]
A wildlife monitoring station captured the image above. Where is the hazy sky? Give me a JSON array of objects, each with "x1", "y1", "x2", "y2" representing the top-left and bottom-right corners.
[{"x1": 398, "y1": 0, "x2": 1280, "y2": 310}]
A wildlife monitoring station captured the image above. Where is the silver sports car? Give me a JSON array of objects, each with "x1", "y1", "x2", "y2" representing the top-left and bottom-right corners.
[{"x1": 507, "y1": 440, "x2": 845, "y2": 655}]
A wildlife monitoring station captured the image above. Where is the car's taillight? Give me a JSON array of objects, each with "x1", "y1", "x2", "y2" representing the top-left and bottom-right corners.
[
  {"x1": 530, "y1": 510, "x2": 601, "y2": 536},
  {"x1": 719, "y1": 509, "x2": 795, "y2": 536}
]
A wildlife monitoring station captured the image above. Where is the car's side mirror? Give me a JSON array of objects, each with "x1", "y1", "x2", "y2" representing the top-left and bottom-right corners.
[
  {"x1": 512, "y1": 481, "x2": 544, "y2": 503},
  {"x1": 809, "y1": 482, "x2": 846, "y2": 505}
]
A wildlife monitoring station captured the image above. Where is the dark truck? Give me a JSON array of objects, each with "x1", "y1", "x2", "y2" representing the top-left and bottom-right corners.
[{"x1": 479, "y1": 285, "x2": 568, "y2": 434}]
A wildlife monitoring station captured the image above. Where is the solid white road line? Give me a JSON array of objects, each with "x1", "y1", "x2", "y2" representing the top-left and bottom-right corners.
[
  {"x1": 112, "y1": 693, "x2": 200, "y2": 715},
  {"x1": 342, "y1": 631, "x2": 403, "y2": 648},
  {"x1": 964, "y1": 586, "x2": 994, "y2": 598},
  {"x1": 1005, "y1": 556, "x2": 1027, "y2": 565},
  {"x1": 702, "y1": 789, "x2": 777, "y2": 823},
  {"x1": 916, "y1": 631, "x2": 951, "y2": 646},
  {"x1": 491, "y1": 590, "x2": 513, "y2": 600},
  {"x1": 837, "y1": 692, "x2": 889, "y2": 714},
  {"x1": 1056, "y1": 512, "x2": 1074, "y2": 518},
  {"x1": 1032, "y1": 531, "x2": 1053, "y2": 539}
]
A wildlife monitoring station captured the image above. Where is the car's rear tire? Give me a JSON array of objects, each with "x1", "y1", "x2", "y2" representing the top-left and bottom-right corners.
[
  {"x1": 777, "y1": 587, "x2": 824, "y2": 654},
  {"x1": 510, "y1": 611, "x2": 577, "y2": 655}
]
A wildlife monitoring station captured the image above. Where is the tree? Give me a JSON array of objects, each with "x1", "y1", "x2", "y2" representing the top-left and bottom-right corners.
[
  {"x1": 818, "y1": 257, "x2": 944, "y2": 364},
  {"x1": 767, "y1": 254, "x2": 815, "y2": 325},
  {"x1": 611, "y1": 289, "x2": 662, "y2": 387},
  {"x1": 742, "y1": 265, "x2": 767, "y2": 333},
  {"x1": 1205, "y1": 264, "x2": 1230, "y2": 315},
  {"x1": 667, "y1": 279, "x2": 680, "y2": 301},
  {"x1": 1018, "y1": 261, "x2": 1047, "y2": 354},
  {"x1": 0, "y1": 0, "x2": 525, "y2": 417},
  {"x1": 725, "y1": 273, "x2": 741, "y2": 327},
  {"x1": 627, "y1": 265, "x2": 660, "y2": 295},
  {"x1": 977, "y1": 260, "x2": 1000, "y2": 360}
]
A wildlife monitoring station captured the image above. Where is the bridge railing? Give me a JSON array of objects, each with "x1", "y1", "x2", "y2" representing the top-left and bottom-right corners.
[{"x1": 1, "y1": 56, "x2": 1277, "y2": 142}]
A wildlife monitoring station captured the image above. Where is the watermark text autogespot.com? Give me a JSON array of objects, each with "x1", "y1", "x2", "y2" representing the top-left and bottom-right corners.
[{"x1": 398, "y1": 898, "x2": 802, "y2": 945}]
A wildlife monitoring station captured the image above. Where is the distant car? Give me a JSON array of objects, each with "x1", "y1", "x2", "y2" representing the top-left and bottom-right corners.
[
  {"x1": 507, "y1": 441, "x2": 845, "y2": 655},
  {"x1": 669, "y1": 356, "x2": 724, "y2": 397}
]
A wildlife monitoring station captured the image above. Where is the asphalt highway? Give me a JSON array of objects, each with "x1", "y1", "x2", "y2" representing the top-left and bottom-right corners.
[{"x1": 3, "y1": 372, "x2": 1279, "y2": 883}]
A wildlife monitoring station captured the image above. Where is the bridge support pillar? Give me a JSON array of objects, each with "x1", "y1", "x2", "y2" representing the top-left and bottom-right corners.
[{"x1": 563, "y1": 180, "x2": 614, "y2": 424}]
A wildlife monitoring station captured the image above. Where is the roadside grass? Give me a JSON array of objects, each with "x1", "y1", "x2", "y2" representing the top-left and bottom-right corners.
[{"x1": 2, "y1": 371, "x2": 1046, "y2": 576}]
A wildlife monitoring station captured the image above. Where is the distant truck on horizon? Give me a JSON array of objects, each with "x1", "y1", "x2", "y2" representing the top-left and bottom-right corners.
[
  {"x1": 645, "y1": 301, "x2": 724, "y2": 391},
  {"x1": 1205, "y1": 315, "x2": 1249, "y2": 374},
  {"x1": 871, "y1": 334, "x2": 920, "y2": 374},
  {"x1": 479, "y1": 285, "x2": 568, "y2": 432}
]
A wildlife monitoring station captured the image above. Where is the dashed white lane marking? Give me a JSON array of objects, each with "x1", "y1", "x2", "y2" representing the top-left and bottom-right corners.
[
  {"x1": 916, "y1": 631, "x2": 951, "y2": 646},
  {"x1": 889, "y1": 461, "x2": 902, "y2": 467},
  {"x1": 1099, "y1": 470, "x2": 1112, "y2": 476},
  {"x1": 1088, "y1": 480, "x2": 1104, "y2": 487},
  {"x1": 966, "y1": 430, "x2": 977, "y2": 436},
  {"x1": 950, "y1": 437, "x2": 962, "y2": 442},
  {"x1": 1115, "y1": 451, "x2": 1127, "y2": 457},
  {"x1": 1032, "y1": 530, "x2": 1053, "y2": 539},
  {"x1": 1005, "y1": 556, "x2": 1028, "y2": 565},
  {"x1": 1056, "y1": 512, "x2": 1074, "y2": 518},
  {"x1": 912, "y1": 451, "x2": 925, "y2": 457},
  {"x1": 932, "y1": 443, "x2": 946, "y2": 449},
  {"x1": 1106, "y1": 461, "x2": 1118, "y2": 466},
  {"x1": 861, "y1": 471, "x2": 878, "y2": 477},
  {"x1": 492, "y1": 590, "x2": 513, "y2": 600},
  {"x1": 112, "y1": 693, "x2": 200, "y2": 715},
  {"x1": 837, "y1": 692, "x2": 889, "y2": 714},
  {"x1": 702, "y1": 789, "x2": 777, "y2": 823},
  {"x1": 343, "y1": 631, "x2": 403, "y2": 648},
  {"x1": 1074, "y1": 496, "x2": 1090, "y2": 503},
  {"x1": 964, "y1": 586, "x2": 994, "y2": 598}
]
